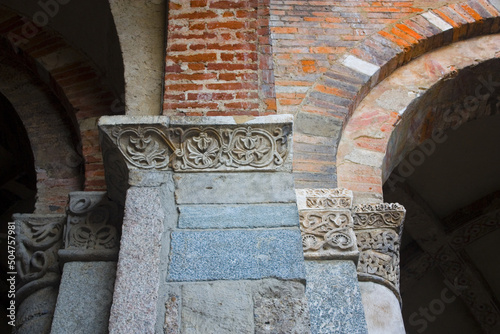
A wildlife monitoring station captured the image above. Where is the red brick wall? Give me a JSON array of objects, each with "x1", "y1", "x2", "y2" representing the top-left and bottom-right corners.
[{"x1": 164, "y1": 0, "x2": 276, "y2": 115}]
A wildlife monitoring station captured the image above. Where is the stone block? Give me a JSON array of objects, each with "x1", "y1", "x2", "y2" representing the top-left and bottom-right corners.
[
  {"x1": 180, "y1": 281, "x2": 254, "y2": 334},
  {"x1": 492, "y1": 0, "x2": 500, "y2": 12},
  {"x1": 295, "y1": 112, "x2": 342, "y2": 138},
  {"x1": 178, "y1": 203, "x2": 299, "y2": 229},
  {"x1": 174, "y1": 172, "x2": 297, "y2": 205},
  {"x1": 161, "y1": 279, "x2": 310, "y2": 334},
  {"x1": 167, "y1": 229, "x2": 305, "y2": 281},
  {"x1": 253, "y1": 279, "x2": 311, "y2": 334},
  {"x1": 305, "y1": 261, "x2": 368, "y2": 334},
  {"x1": 51, "y1": 262, "x2": 116, "y2": 334},
  {"x1": 108, "y1": 186, "x2": 170, "y2": 334}
]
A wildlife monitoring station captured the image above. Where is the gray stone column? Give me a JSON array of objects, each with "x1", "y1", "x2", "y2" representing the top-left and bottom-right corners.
[
  {"x1": 353, "y1": 203, "x2": 406, "y2": 334},
  {"x1": 99, "y1": 115, "x2": 309, "y2": 334},
  {"x1": 14, "y1": 214, "x2": 65, "y2": 334},
  {"x1": 296, "y1": 189, "x2": 368, "y2": 334},
  {"x1": 51, "y1": 192, "x2": 121, "y2": 334}
]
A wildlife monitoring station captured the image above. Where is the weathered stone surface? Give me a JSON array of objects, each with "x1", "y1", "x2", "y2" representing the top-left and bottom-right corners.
[
  {"x1": 108, "y1": 0, "x2": 165, "y2": 116},
  {"x1": 174, "y1": 173, "x2": 297, "y2": 205},
  {"x1": 491, "y1": 0, "x2": 500, "y2": 11},
  {"x1": 178, "y1": 203, "x2": 299, "y2": 229},
  {"x1": 108, "y1": 186, "x2": 169, "y2": 334},
  {"x1": 17, "y1": 287, "x2": 59, "y2": 334},
  {"x1": 167, "y1": 229, "x2": 305, "y2": 281},
  {"x1": 253, "y1": 279, "x2": 311, "y2": 334},
  {"x1": 359, "y1": 281, "x2": 405, "y2": 334},
  {"x1": 305, "y1": 261, "x2": 368, "y2": 334},
  {"x1": 162, "y1": 279, "x2": 310, "y2": 334},
  {"x1": 295, "y1": 112, "x2": 342, "y2": 138},
  {"x1": 164, "y1": 293, "x2": 180, "y2": 334},
  {"x1": 180, "y1": 281, "x2": 254, "y2": 334},
  {"x1": 51, "y1": 262, "x2": 116, "y2": 334},
  {"x1": 296, "y1": 188, "x2": 353, "y2": 211}
]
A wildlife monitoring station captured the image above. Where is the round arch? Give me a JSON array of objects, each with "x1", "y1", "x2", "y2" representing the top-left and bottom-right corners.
[
  {"x1": 292, "y1": 0, "x2": 500, "y2": 188},
  {"x1": 0, "y1": 6, "x2": 124, "y2": 192},
  {"x1": 336, "y1": 34, "x2": 500, "y2": 203}
]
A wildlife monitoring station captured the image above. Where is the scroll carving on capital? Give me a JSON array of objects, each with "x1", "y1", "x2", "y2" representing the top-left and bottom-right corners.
[
  {"x1": 59, "y1": 191, "x2": 122, "y2": 262},
  {"x1": 300, "y1": 210, "x2": 358, "y2": 260},
  {"x1": 296, "y1": 188, "x2": 358, "y2": 261},
  {"x1": 353, "y1": 203, "x2": 406, "y2": 297},
  {"x1": 98, "y1": 115, "x2": 293, "y2": 173},
  {"x1": 14, "y1": 214, "x2": 65, "y2": 333}
]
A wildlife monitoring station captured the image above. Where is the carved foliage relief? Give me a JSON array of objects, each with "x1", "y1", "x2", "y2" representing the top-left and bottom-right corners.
[
  {"x1": 103, "y1": 122, "x2": 292, "y2": 172},
  {"x1": 15, "y1": 215, "x2": 65, "y2": 301},
  {"x1": 66, "y1": 192, "x2": 121, "y2": 252},
  {"x1": 353, "y1": 203, "x2": 405, "y2": 292},
  {"x1": 297, "y1": 188, "x2": 357, "y2": 260},
  {"x1": 300, "y1": 210, "x2": 357, "y2": 259}
]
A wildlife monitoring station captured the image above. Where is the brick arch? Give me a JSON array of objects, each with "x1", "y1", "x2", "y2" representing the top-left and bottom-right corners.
[
  {"x1": 336, "y1": 34, "x2": 500, "y2": 203},
  {"x1": 293, "y1": 0, "x2": 500, "y2": 188},
  {"x1": 0, "y1": 7, "x2": 123, "y2": 191}
]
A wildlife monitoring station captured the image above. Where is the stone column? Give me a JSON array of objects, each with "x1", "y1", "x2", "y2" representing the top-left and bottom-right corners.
[
  {"x1": 51, "y1": 192, "x2": 121, "y2": 334},
  {"x1": 353, "y1": 203, "x2": 406, "y2": 334},
  {"x1": 14, "y1": 214, "x2": 65, "y2": 334},
  {"x1": 99, "y1": 115, "x2": 309, "y2": 334},
  {"x1": 296, "y1": 189, "x2": 368, "y2": 334}
]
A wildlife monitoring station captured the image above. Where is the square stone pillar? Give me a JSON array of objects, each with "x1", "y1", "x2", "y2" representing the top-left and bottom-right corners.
[
  {"x1": 99, "y1": 115, "x2": 310, "y2": 333},
  {"x1": 51, "y1": 192, "x2": 121, "y2": 334}
]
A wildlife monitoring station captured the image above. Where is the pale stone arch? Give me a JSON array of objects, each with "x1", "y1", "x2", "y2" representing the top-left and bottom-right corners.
[
  {"x1": 337, "y1": 34, "x2": 500, "y2": 204},
  {"x1": 108, "y1": 0, "x2": 166, "y2": 116}
]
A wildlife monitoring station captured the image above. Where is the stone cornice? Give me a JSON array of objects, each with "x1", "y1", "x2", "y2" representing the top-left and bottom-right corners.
[{"x1": 99, "y1": 115, "x2": 293, "y2": 173}]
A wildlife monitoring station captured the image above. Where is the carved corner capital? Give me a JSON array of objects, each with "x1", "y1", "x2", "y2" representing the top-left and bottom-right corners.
[
  {"x1": 300, "y1": 209, "x2": 358, "y2": 262},
  {"x1": 297, "y1": 188, "x2": 359, "y2": 262},
  {"x1": 58, "y1": 191, "x2": 122, "y2": 263},
  {"x1": 14, "y1": 214, "x2": 65, "y2": 304},
  {"x1": 98, "y1": 115, "x2": 293, "y2": 174},
  {"x1": 352, "y1": 203, "x2": 406, "y2": 300}
]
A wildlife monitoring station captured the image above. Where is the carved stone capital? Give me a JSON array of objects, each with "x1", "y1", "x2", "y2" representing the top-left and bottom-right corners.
[
  {"x1": 14, "y1": 214, "x2": 65, "y2": 333},
  {"x1": 353, "y1": 203, "x2": 406, "y2": 299},
  {"x1": 98, "y1": 115, "x2": 293, "y2": 174},
  {"x1": 59, "y1": 191, "x2": 122, "y2": 262},
  {"x1": 14, "y1": 214, "x2": 65, "y2": 303},
  {"x1": 296, "y1": 188, "x2": 353, "y2": 210},
  {"x1": 297, "y1": 188, "x2": 358, "y2": 262}
]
